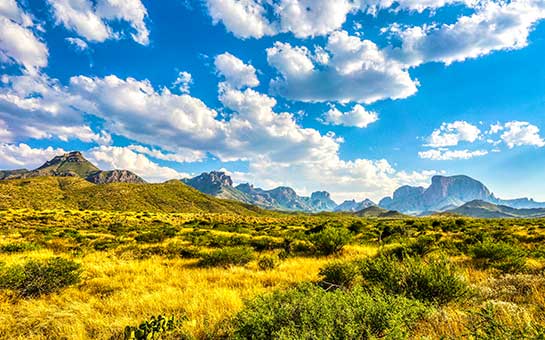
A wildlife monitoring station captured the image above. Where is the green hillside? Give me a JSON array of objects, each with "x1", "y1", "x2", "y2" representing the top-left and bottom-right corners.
[
  {"x1": 447, "y1": 200, "x2": 545, "y2": 218},
  {"x1": 0, "y1": 176, "x2": 265, "y2": 214},
  {"x1": 354, "y1": 206, "x2": 406, "y2": 218}
]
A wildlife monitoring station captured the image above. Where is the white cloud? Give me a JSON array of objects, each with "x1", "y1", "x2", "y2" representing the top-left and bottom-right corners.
[
  {"x1": 204, "y1": 0, "x2": 476, "y2": 39},
  {"x1": 86, "y1": 146, "x2": 188, "y2": 182},
  {"x1": 267, "y1": 31, "x2": 418, "y2": 104},
  {"x1": 0, "y1": 73, "x2": 109, "y2": 144},
  {"x1": 0, "y1": 143, "x2": 66, "y2": 169},
  {"x1": 426, "y1": 121, "x2": 481, "y2": 147},
  {"x1": 500, "y1": 121, "x2": 545, "y2": 148},
  {"x1": 172, "y1": 71, "x2": 192, "y2": 94},
  {"x1": 391, "y1": 0, "x2": 545, "y2": 66},
  {"x1": 127, "y1": 144, "x2": 204, "y2": 163},
  {"x1": 321, "y1": 104, "x2": 378, "y2": 128},
  {"x1": 419, "y1": 148, "x2": 488, "y2": 160},
  {"x1": 66, "y1": 37, "x2": 89, "y2": 51},
  {"x1": 215, "y1": 52, "x2": 259, "y2": 89},
  {"x1": 47, "y1": 0, "x2": 149, "y2": 45},
  {"x1": 95, "y1": 0, "x2": 149, "y2": 45},
  {"x1": 205, "y1": 0, "x2": 275, "y2": 39},
  {"x1": 0, "y1": 0, "x2": 33, "y2": 26},
  {"x1": 0, "y1": 12, "x2": 48, "y2": 72}
]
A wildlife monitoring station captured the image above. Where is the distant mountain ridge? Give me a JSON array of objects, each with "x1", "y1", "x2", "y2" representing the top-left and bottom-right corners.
[
  {"x1": 445, "y1": 200, "x2": 545, "y2": 218},
  {"x1": 334, "y1": 199, "x2": 376, "y2": 212},
  {"x1": 0, "y1": 152, "x2": 145, "y2": 184},
  {"x1": 380, "y1": 175, "x2": 545, "y2": 214},
  {"x1": 183, "y1": 171, "x2": 339, "y2": 212}
]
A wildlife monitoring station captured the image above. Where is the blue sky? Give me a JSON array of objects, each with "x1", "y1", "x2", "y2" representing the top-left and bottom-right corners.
[{"x1": 1, "y1": 0, "x2": 545, "y2": 202}]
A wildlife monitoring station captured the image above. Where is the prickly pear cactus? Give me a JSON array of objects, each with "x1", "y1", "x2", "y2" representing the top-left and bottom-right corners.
[{"x1": 123, "y1": 315, "x2": 180, "y2": 340}]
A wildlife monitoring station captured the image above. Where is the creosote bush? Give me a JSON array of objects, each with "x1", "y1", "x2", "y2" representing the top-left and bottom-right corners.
[
  {"x1": 257, "y1": 254, "x2": 278, "y2": 270},
  {"x1": 470, "y1": 240, "x2": 527, "y2": 273},
  {"x1": 230, "y1": 283, "x2": 428, "y2": 339},
  {"x1": 310, "y1": 226, "x2": 352, "y2": 255},
  {"x1": 197, "y1": 246, "x2": 255, "y2": 268},
  {"x1": 359, "y1": 255, "x2": 468, "y2": 305},
  {"x1": 319, "y1": 260, "x2": 360, "y2": 288},
  {"x1": 0, "y1": 257, "x2": 81, "y2": 297}
]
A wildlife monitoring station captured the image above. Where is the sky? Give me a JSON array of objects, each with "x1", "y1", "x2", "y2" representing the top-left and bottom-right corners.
[{"x1": 1, "y1": 0, "x2": 545, "y2": 203}]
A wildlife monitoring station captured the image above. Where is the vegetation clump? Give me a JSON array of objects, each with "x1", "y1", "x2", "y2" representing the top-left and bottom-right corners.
[
  {"x1": 0, "y1": 257, "x2": 81, "y2": 297},
  {"x1": 197, "y1": 246, "x2": 255, "y2": 268},
  {"x1": 230, "y1": 283, "x2": 428, "y2": 339},
  {"x1": 309, "y1": 226, "x2": 352, "y2": 255}
]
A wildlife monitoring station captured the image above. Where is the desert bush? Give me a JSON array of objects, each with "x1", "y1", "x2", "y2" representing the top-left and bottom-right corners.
[
  {"x1": 197, "y1": 246, "x2": 254, "y2": 268},
  {"x1": 359, "y1": 255, "x2": 468, "y2": 305},
  {"x1": 134, "y1": 226, "x2": 177, "y2": 244},
  {"x1": 257, "y1": 255, "x2": 278, "y2": 271},
  {"x1": 310, "y1": 226, "x2": 352, "y2": 255},
  {"x1": 319, "y1": 261, "x2": 359, "y2": 288},
  {"x1": 230, "y1": 283, "x2": 428, "y2": 339},
  {"x1": 0, "y1": 242, "x2": 40, "y2": 253},
  {"x1": 0, "y1": 257, "x2": 81, "y2": 297},
  {"x1": 470, "y1": 240, "x2": 527, "y2": 273}
]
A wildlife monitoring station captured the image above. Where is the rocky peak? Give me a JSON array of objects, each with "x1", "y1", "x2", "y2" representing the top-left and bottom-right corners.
[
  {"x1": 182, "y1": 171, "x2": 233, "y2": 196},
  {"x1": 311, "y1": 191, "x2": 331, "y2": 200}
]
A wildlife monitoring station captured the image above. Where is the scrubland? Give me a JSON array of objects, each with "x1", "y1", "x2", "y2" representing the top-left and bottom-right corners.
[{"x1": 0, "y1": 209, "x2": 544, "y2": 339}]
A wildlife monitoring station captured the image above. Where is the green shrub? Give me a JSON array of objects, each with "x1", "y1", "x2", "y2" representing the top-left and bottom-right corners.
[
  {"x1": 0, "y1": 242, "x2": 40, "y2": 253},
  {"x1": 230, "y1": 283, "x2": 428, "y2": 339},
  {"x1": 359, "y1": 255, "x2": 468, "y2": 305},
  {"x1": 310, "y1": 227, "x2": 352, "y2": 255},
  {"x1": 319, "y1": 261, "x2": 359, "y2": 288},
  {"x1": 0, "y1": 257, "x2": 81, "y2": 298},
  {"x1": 470, "y1": 240, "x2": 527, "y2": 273},
  {"x1": 198, "y1": 247, "x2": 255, "y2": 268},
  {"x1": 257, "y1": 255, "x2": 278, "y2": 271}
]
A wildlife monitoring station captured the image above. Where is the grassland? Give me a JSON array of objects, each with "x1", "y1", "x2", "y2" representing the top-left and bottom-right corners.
[{"x1": 0, "y1": 209, "x2": 544, "y2": 339}]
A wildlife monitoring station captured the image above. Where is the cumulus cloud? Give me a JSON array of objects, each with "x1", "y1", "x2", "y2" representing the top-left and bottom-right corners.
[
  {"x1": 172, "y1": 71, "x2": 192, "y2": 94},
  {"x1": 0, "y1": 3, "x2": 48, "y2": 72},
  {"x1": 0, "y1": 73, "x2": 110, "y2": 144},
  {"x1": 500, "y1": 121, "x2": 545, "y2": 148},
  {"x1": 0, "y1": 143, "x2": 66, "y2": 169},
  {"x1": 426, "y1": 121, "x2": 481, "y2": 147},
  {"x1": 205, "y1": 0, "x2": 275, "y2": 39},
  {"x1": 390, "y1": 0, "x2": 545, "y2": 66},
  {"x1": 204, "y1": 0, "x2": 478, "y2": 39},
  {"x1": 86, "y1": 146, "x2": 188, "y2": 182},
  {"x1": 215, "y1": 52, "x2": 259, "y2": 89},
  {"x1": 267, "y1": 31, "x2": 418, "y2": 104},
  {"x1": 47, "y1": 0, "x2": 149, "y2": 45},
  {"x1": 321, "y1": 104, "x2": 378, "y2": 128},
  {"x1": 419, "y1": 148, "x2": 488, "y2": 160}
]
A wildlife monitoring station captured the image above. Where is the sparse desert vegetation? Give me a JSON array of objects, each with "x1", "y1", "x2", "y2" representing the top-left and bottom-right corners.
[{"x1": 0, "y1": 209, "x2": 544, "y2": 339}]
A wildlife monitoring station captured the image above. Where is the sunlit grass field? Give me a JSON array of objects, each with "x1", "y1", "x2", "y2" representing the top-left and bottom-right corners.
[{"x1": 1, "y1": 209, "x2": 545, "y2": 339}]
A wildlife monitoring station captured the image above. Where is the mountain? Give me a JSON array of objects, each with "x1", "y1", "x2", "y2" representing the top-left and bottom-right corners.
[
  {"x1": 334, "y1": 199, "x2": 375, "y2": 212},
  {"x1": 0, "y1": 151, "x2": 145, "y2": 184},
  {"x1": 446, "y1": 200, "x2": 545, "y2": 218},
  {"x1": 354, "y1": 206, "x2": 406, "y2": 218},
  {"x1": 0, "y1": 176, "x2": 264, "y2": 215},
  {"x1": 379, "y1": 175, "x2": 545, "y2": 214},
  {"x1": 183, "y1": 171, "x2": 338, "y2": 212}
]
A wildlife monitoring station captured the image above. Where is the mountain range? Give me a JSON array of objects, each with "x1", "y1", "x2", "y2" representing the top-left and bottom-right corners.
[
  {"x1": 379, "y1": 175, "x2": 545, "y2": 215},
  {"x1": 1, "y1": 151, "x2": 545, "y2": 218},
  {"x1": 182, "y1": 171, "x2": 341, "y2": 212}
]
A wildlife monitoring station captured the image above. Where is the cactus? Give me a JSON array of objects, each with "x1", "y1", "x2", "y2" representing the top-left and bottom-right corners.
[{"x1": 123, "y1": 315, "x2": 182, "y2": 340}]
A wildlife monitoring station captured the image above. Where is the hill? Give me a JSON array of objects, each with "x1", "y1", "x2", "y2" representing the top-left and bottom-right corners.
[
  {"x1": 354, "y1": 206, "x2": 406, "y2": 218},
  {"x1": 0, "y1": 176, "x2": 265, "y2": 214},
  {"x1": 446, "y1": 200, "x2": 545, "y2": 218},
  {"x1": 0, "y1": 151, "x2": 145, "y2": 184}
]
